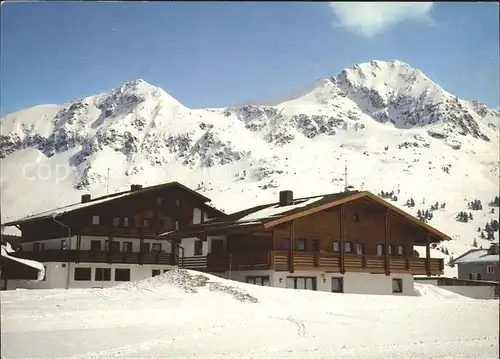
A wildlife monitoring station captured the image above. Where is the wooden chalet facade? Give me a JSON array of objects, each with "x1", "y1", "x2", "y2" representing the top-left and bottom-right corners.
[
  {"x1": 1, "y1": 182, "x2": 223, "y2": 289},
  {"x1": 159, "y1": 190, "x2": 449, "y2": 295}
]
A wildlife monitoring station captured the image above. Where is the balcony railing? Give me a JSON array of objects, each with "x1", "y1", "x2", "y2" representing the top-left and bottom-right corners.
[
  {"x1": 12, "y1": 250, "x2": 174, "y2": 265},
  {"x1": 12, "y1": 249, "x2": 444, "y2": 276},
  {"x1": 205, "y1": 251, "x2": 444, "y2": 275}
]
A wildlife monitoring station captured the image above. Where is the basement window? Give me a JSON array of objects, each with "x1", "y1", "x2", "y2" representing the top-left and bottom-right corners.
[
  {"x1": 392, "y1": 278, "x2": 403, "y2": 293},
  {"x1": 74, "y1": 267, "x2": 91, "y2": 281},
  {"x1": 246, "y1": 276, "x2": 270, "y2": 286},
  {"x1": 95, "y1": 268, "x2": 111, "y2": 281},
  {"x1": 152, "y1": 269, "x2": 161, "y2": 277},
  {"x1": 332, "y1": 277, "x2": 343, "y2": 293},
  {"x1": 115, "y1": 268, "x2": 131, "y2": 282}
]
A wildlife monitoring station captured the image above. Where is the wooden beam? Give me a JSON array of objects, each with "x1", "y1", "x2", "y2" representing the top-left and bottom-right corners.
[
  {"x1": 340, "y1": 204, "x2": 345, "y2": 274},
  {"x1": 384, "y1": 210, "x2": 390, "y2": 276},
  {"x1": 289, "y1": 221, "x2": 295, "y2": 273},
  {"x1": 425, "y1": 233, "x2": 431, "y2": 277}
]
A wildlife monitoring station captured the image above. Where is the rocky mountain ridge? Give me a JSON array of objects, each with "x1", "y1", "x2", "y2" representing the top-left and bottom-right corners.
[{"x1": 1, "y1": 60, "x2": 499, "y2": 264}]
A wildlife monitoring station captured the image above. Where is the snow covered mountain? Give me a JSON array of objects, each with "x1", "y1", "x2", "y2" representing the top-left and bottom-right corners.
[{"x1": 1, "y1": 60, "x2": 499, "y2": 266}]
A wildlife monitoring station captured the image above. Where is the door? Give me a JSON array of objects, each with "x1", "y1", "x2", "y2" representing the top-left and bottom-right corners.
[{"x1": 211, "y1": 239, "x2": 225, "y2": 254}]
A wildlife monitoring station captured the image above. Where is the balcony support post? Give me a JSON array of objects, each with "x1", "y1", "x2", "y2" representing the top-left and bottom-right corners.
[
  {"x1": 426, "y1": 234, "x2": 431, "y2": 277},
  {"x1": 384, "y1": 209, "x2": 390, "y2": 276},
  {"x1": 340, "y1": 204, "x2": 345, "y2": 274}
]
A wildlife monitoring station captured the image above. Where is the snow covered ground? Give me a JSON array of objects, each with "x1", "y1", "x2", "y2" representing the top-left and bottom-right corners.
[{"x1": 1, "y1": 269, "x2": 498, "y2": 359}]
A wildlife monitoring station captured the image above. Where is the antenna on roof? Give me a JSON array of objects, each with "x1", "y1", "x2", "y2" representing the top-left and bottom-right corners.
[
  {"x1": 344, "y1": 160, "x2": 354, "y2": 192},
  {"x1": 106, "y1": 168, "x2": 110, "y2": 195}
]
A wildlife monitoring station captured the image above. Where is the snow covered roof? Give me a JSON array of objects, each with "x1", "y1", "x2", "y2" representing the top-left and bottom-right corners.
[
  {"x1": 452, "y1": 247, "x2": 500, "y2": 264},
  {"x1": 2, "y1": 181, "x2": 216, "y2": 227},
  {"x1": 1, "y1": 245, "x2": 45, "y2": 281},
  {"x1": 158, "y1": 190, "x2": 451, "y2": 242}
]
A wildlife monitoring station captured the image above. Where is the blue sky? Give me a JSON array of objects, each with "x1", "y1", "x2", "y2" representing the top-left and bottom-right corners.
[{"x1": 1, "y1": 2, "x2": 499, "y2": 115}]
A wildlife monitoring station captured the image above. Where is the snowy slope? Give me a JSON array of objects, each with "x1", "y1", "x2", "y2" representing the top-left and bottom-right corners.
[
  {"x1": 1, "y1": 60, "x2": 499, "y2": 267},
  {"x1": 1, "y1": 269, "x2": 498, "y2": 358}
]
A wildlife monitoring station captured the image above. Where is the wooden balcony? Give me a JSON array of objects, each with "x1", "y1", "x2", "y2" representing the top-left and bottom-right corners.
[
  {"x1": 79, "y1": 226, "x2": 161, "y2": 238},
  {"x1": 12, "y1": 250, "x2": 173, "y2": 265},
  {"x1": 204, "y1": 251, "x2": 444, "y2": 276}
]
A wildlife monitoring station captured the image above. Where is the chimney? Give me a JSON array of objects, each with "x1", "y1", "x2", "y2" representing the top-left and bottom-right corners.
[
  {"x1": 130, "y1": 184, "x2": 143, "y2": 192},
  {"x1": 279, "y1": 190, "x2": 294, "y2": 206},
  {"x1": 81, "y1": 194, "x2": 91, "y2": 203}
]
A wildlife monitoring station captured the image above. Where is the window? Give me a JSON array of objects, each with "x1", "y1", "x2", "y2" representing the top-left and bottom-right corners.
[
  {"x1": 152, "y1": 269, "x2": 161, "y2": 277},
  {"x1": 297, "y1": 238, "x2": 306, "y2": 251},
  {"x1": 388, "y1": 244, "x2": 393, "y2": 255},
  {"x1": 356, "y1": 243, "x2": 364, "y2": 255},
  {"x1": 246, "y1": 276, "x2": 270, "y2": 286},
  {"x1": 123, "y1": 218, "x2": 129, "y2": 227},
  {"x1": 284, "y1": 238, "x2": 290, "y2": 250},
  {"x1": 92, "y1": 216, "x2": 100, "y2": 225},
  {"x1": 332, "y1": 277, "x2": 343, "y2": 293},
  {"x1": 159, "y1": 219, "x2": 165, "y2": 228},
  {"x1": 286, "y1": 277, "x2": 316, "y2": 290},
  {"x1": 151, "y1": 243, "x2": 162, "y2": 253},
  {"x1": 487, "y1": 265, "x2": 495, "y2": 274},
  {"x1": 396, "y1": 245, "x2": 405, "y2": 256},
  {"x1": 61, "y1": 240, "x2": 67, "y2": 250},
  {"x1": 477, "y1": 273, "x2": 482, "y2": 280},
  {"x1": 141, "y1": 242, "x2": 151, "y2": 252},
  {"x1": 392, "y1": 278, "x2": 402, "y2": 293},
  {"x1": 90, "y1": 240, "x2": 101, "y2": 251},
  {"x1": 157, "y1": 197, "x2": 162, "y2": 205},
  {"x1": 143, "y1": 219, "x2": 149, "y2": 228},
  {"x1": 123, "y1": 242, "x2": 133, "y2": 252},
  {"x1": 163, "y1": 269, "x2": 170, "y2": 273},
  {"x1": 333, "y1": 241, "x2": 340, "y2": 252},
  {"x1": 352, "y1": 213, "x2": 359, "y2": 222},
  {"x1": 174, "y1": 220, "x2": 179, "y2": 230},
  {"x1": 376, "y1": 244, "x2": 384, "y2": 256},
  {"x1": 194, "y1": 240, "x2": 203, "y2": 256},
  {"x1": 74, "y1": 267, "x2": 92, "y2": 281},
  {"x1": 113, "y1": 217, "x2": 120, "y2": 226},
  {"x1": 344, "y1": 241, "x2": 353, "y2": 253},
  {"x1": 95, "y1": 268, "x2": 111, "y2": 281},
  {"x1": 42, "y1": 266, "x2": 47, "y2": 281},
  {"x1": 175, "y1": 198, "x2": 181, "y2": 207},
  {"x1": 115, "y1": 268, "x2": 130, "y2": 281}
]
